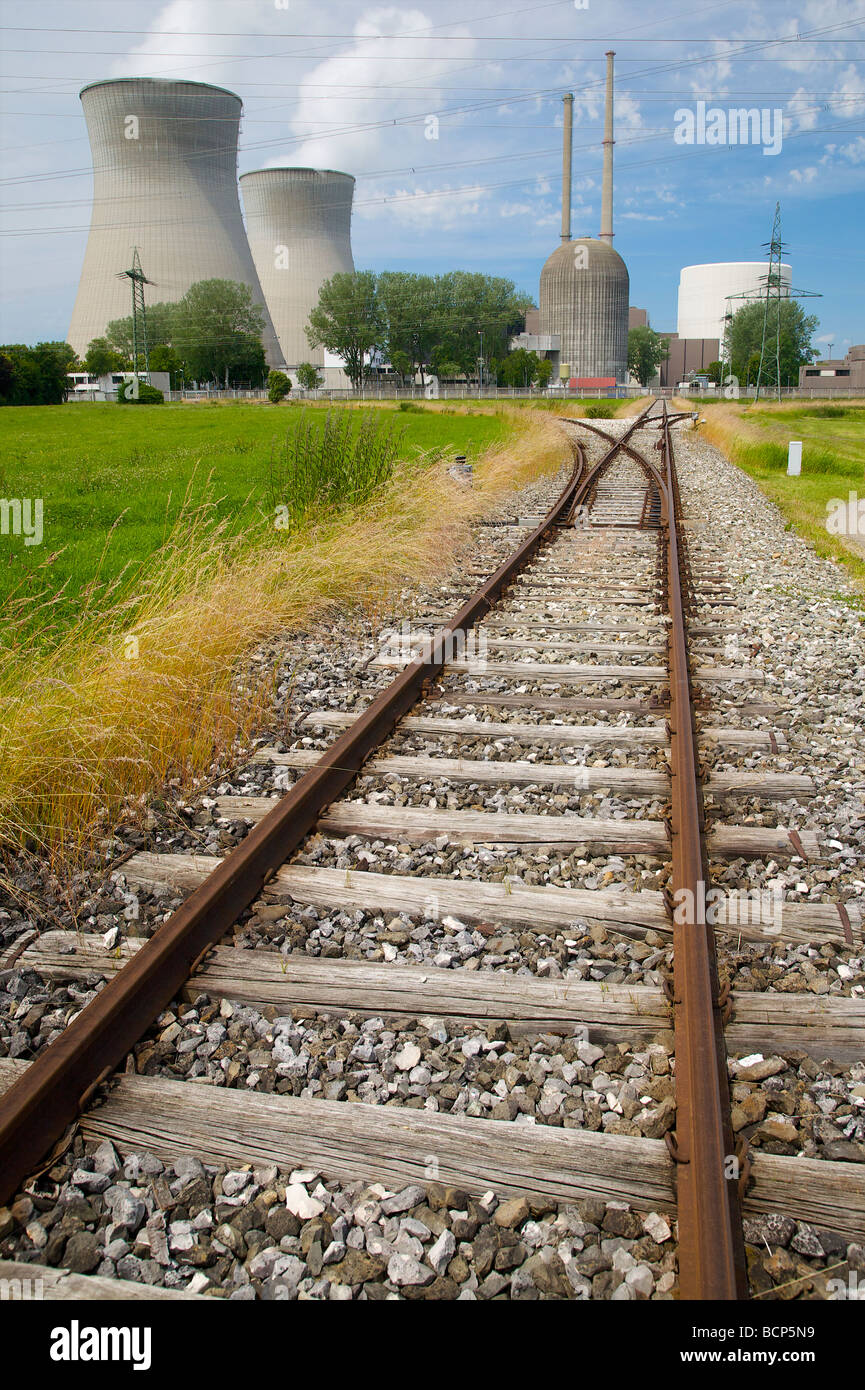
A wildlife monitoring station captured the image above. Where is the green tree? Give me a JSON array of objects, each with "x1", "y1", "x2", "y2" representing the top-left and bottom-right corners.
[
  {"x1": 171, "y1": 280, "x2": 268, "y2": 386},
  {"x1": 724, "y1": 299, "x2": 818, "y2": 389},
  {"x1": 500, "y1": 348, "x2": 541, "y2": 387},
  {"x1": 536, "y1": 357, "x2": 553, "y2": 388},
  {"x1": 428, "y1": 272, "x2": 532, "y2": 378},
  {"x1": 148, "y1": 342, "x2": 184, "y2": 389},
  {"x1": 627, "y1": 326, "x2": 670, "y2": 388},
  {"x1": 306, "y1": 271, "x2": 384, "y2": 390},
  {"x1": 0, "y1": 342, "x2": 75, "y2": 404},
  {"x1": 378, "y1": 271, "x2": 439, "y2": 384},
  {"x1": 388, "y1": 349, "x2": 414, "y2": 385},
  {"x1": 295, "y1": 362, "x2": 324, "y2": 391},
  {"x1": 84, "y1": 337, "x2": 127, "y2": 376},
  {"x1": 705, "y1": 360, "x2": 724, "y2": 386},
  {"x1": 106, "y1": 301, "x2": 175, "y2": 360},
  {"x1": 745, "y1": 351, "x2": 763, "y2": 389},
  {"x1": 268, "y1": 370, "x2": 291, "y2": 403}
]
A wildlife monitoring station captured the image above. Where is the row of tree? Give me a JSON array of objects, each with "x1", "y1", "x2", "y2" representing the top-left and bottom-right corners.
[
  {"x1": 306, "y1": 270, "x2": 534, "y2": 389},
  {"x1": 0, "y1": 342, "x2": 78, "y2": 405},
  {"x1": 2, "y1": 275, "x2": 821, "y2": 405}
]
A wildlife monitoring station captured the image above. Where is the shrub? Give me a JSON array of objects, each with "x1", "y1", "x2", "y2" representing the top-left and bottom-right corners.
[
  {"x1": 268, "y1": 409, "x2": 406, "y2": 528},
  {"x1": 116, "y1": 380, "x2": 164, "y2": 405},
  {"x1": 267, "y1": 370, "x2": 291, "y2": 404}
]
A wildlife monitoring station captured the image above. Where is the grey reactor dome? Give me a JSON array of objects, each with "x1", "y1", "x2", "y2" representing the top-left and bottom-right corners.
[
  {"x1": 67, "y1": 78, "x2": 280, "y2": 364},
  {"x1": 538, "y1": 55, "x2": 629, "y2": 384},
  {"x1": 240, "y1": 168, "x2": 355, "y2": 370},
  {"x1": 539, "y1": 239, "x2": 629, "y2": 381}
]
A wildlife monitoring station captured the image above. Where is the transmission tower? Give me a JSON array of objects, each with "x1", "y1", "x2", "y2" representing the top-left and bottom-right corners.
[
  {"x1": 116, "y1": 248, "x2": 153, "y2": 376},
  {"x1": 724, "y1": 204, "x2": 820, "y2": 401}
]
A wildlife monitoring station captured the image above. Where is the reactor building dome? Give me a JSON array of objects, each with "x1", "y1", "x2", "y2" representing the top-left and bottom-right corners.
[
  {"x1": 67, "y1": 78, "x2": 280, "y2": 364},
  {"x1": 539, "y1": 54, "x2": 629, "y2": 384},
  {"x1": 240, "y1": 168, "x2": 355, "y2": 373}
]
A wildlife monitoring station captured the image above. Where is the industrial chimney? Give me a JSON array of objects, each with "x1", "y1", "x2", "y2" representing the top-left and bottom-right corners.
[
  {"x1": 67, "y1": 78, "x2": 280, "y2": 364},
  {"x1": 561, "y1": 94, "x2": 574, "y2": 242},
  {"x1": 600, "y1": 51, "x2": 615, "y2": 244},
  {"x1": 240, "y1": 168, "x2": 355, "y2": 376}
]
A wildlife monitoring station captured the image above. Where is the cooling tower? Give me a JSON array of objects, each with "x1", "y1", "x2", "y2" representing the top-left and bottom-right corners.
[
  {"x1": 539, "y1": 56, "x2": 629, "y2": 382},
  {"x1": 677, "y1": 262, "x2": 793, "y2": 341},
  {"x1": 240, "y1": 168, "x2": 355, "y2": 369},
  {"x1": 67, "y1": 78, "x2": 279, "y2": 364}
]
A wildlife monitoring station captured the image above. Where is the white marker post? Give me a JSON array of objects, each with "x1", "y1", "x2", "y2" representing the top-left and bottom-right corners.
[{"x1": 787, "y1": 441, "x2": 802, "y2": 476}]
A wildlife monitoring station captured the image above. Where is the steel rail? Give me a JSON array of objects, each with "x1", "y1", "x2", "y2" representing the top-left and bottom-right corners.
[
  {"x1": 660, "y1": 402, "x2": 747, "y2": 1299},
  {"x1": 0, "y1": 403, "x2": 657, "y2": 1205}
]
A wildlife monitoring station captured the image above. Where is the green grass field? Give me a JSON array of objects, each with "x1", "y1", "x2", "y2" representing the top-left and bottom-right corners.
[
  {"x1": 694, "y1": 400, "x2": 865, "y2": 601},
  {"x1": 0, "y1": 400, "x2": 507, "y2": 632}
]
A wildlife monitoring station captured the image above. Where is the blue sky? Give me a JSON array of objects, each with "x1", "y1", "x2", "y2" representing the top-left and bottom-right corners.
[{"x1": 2, "y1": 0, "x2": 864, "y2": 354}]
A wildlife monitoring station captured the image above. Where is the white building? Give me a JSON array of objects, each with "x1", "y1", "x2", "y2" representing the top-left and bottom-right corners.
[
  {"x1": 677, "y1": 262, "x2": 792, "y2": 342},
  {"x1": 67, "y1": 371, "x2": 170, "y2": 401}
]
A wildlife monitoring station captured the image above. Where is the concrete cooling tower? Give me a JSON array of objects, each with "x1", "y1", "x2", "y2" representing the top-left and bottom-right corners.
[
  {"x1": 67, "y1": 78, "x2": 279, "y2": 364},
  {"x1": 240, "y1": 168, "x2": 355, "y2": 373}
]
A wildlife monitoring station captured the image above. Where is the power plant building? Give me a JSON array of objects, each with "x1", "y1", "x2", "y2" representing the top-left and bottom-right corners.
[
  {"x1": 240, "y1": 168, "x2": 355, "y2": 384},
  {"x1": 67, "y1": 78, "x2": 280, "y2": 365},
  {"x1": 538, "y1": 54, "x2": 629, "y2": 386}
]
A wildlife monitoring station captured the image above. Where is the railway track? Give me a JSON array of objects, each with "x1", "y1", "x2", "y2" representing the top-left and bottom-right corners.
[{"x1": 1, "y1": 400, "x2": 862, "y2": 1303}]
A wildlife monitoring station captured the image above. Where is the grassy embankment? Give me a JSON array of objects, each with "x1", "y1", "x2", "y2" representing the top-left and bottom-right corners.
[
  {"x1": 0, "y1": 401, "x2": 571, "y2": 865},
  {"x1": 689, "y1": 400, "x2": 865, "y2": 600}
]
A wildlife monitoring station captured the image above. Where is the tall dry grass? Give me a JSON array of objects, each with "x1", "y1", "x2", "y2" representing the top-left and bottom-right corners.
[{"x1": 0, "y1": 409, "x2": 570, "y2": 867}]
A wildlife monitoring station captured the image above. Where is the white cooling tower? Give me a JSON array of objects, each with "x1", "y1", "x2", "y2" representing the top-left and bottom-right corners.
[
  {"x1": 67, "y1": 78, "x2": 280, "y2": 364},
  {"x1": 677, "y1": 262, "x2": 793, "y2": 341},
  {"x1": 239, "y1": 168, "x2": 355, "y2": 370}
]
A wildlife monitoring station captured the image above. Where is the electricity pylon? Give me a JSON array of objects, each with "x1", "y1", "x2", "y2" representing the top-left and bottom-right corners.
[
  {"x1": 724, "y1": 204, "x2": 820, "y2": 401},
  {"x1": 117, "y1": 248, "x2": 152, "y2": 375}
]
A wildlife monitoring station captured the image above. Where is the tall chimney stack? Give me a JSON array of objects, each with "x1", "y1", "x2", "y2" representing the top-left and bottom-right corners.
[
  {"x1": 561, "y1": 92, "x2": 573, "y2": 242},
  {"x1": 600, "y1": 50, "x2": 615, "y2": 243}
]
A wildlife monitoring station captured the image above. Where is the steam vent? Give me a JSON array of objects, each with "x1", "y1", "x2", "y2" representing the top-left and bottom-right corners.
[
  {"x1": 240, "y1": 168, "x2": 356, "y2": 370},
  {"x1": 67, "y1": 78, "x2": 279, "y2": 363},
  {"x1": 539, "y1": 53, "x2": 629, "y2": 383}
]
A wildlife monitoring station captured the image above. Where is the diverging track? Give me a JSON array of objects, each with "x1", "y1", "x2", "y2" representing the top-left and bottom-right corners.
[{"x1": 1, "y1": 401, "x2": 862, "y2": 1302}]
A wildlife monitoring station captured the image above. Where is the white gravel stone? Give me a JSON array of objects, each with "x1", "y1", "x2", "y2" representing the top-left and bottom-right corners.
[{"x1": 284, "y1": 1184, "x2": 325, "y2": 1220}]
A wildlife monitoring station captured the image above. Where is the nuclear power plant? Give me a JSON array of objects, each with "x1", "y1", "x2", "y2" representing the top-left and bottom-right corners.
[
  {"x1": 240, "y1": 168, "x2": 355, "y2": 381},
  {"x1": 67, "y1": 78, "x2": 280, "y2": 364},
  {"x1": 538, "y1": 53, "x2": 630, "y2": 386}
]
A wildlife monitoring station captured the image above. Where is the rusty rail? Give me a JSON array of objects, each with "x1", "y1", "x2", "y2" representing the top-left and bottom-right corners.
[
  {"x1": 0, "y1": 405, "x2": 656, "y2": 1205},
  {"x1": 660, "y1": 402, "x2": 746, "y2": 1299}
]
